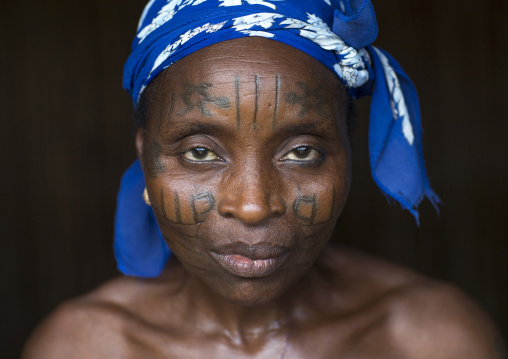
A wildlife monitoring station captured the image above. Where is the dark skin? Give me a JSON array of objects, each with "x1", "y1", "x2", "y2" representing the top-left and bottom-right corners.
[{"x1": 23, "y1": 37, "x2": 502, "y2": 358}]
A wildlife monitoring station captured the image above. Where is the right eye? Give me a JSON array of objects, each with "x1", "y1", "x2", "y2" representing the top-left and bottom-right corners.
[{"x1": 182, "y1": 147, "x2": 220, "y2": 162}]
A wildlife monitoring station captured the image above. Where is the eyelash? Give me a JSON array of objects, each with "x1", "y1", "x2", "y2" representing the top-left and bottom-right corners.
[
  {"x1": 180, "y1": 147, "x2": 222, "y2": 162},
  {"x1": 179, "y1": 145, "x2": 324, "y2": 165},
  {"x1": 280, "y1": 146, "x2": 323, "y2": 163}
]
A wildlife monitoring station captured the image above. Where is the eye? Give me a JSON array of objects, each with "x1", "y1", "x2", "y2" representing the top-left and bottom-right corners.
[
  {"x1": 282, "y1": 146, "x2": 321, "y2": 161},
  {"x1": 182, "y1": 147, "x2": 220, "y2": 162}
]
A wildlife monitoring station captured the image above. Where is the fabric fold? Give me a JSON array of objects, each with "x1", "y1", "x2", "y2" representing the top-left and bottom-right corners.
[
  {"x1": 366, "y1": 46, "x2": 440, "y2": 221},
  {"x1": 114, "y1": 160, "x2": 170, "y2": 277},
  {"x1": 332, "y1": 0, "x2": 378, "y2": 49}
]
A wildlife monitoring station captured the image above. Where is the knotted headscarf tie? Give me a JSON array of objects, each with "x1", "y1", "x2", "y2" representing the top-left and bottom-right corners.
[{"x1": 116, "y1": 0, "x2": 440, "y2": 277}]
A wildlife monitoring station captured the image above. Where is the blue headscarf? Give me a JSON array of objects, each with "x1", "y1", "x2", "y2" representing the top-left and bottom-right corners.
[{"x1": 116, "y1": 0, "x2": 440, "y2": 277}]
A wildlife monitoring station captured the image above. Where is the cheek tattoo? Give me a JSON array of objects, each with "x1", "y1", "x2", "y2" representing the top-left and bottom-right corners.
[
  {"x1": 293, "y1": 195, "x2": 318, "y2": 225},
  {"x1": 285, "y1": 82, "x2": 330, "y2": 118},
  {"x1": 293, "y1": 186, "x2": 337, "y2": 225},
  {"x1": 159, "y1": 188, "x2": 216, "y2": 225},
  {"x1": 191, "y1": 192, "x2": 216, "y2": 224},
  {"x1": 160, "y1": 188, "x2": 167, "y2": 218},
  {"x1": 179, "y1": 82, "x2": 230, "y2": 117},
  {"x1": 173, "y1": 191, "x2": 183, "y2": 224}
]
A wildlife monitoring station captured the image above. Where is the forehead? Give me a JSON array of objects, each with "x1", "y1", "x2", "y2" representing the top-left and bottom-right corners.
[
  {"x1": 149, "y1": 36, "x2": 344, "y2": 102},
  {"x1": 142, "y1": 37, "x2": 348, "y2": 136}
]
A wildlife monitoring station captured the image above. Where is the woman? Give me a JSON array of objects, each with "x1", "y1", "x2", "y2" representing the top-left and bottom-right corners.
[{"x1": 23, "y1": 0, "x2": 502, "y2": 357}]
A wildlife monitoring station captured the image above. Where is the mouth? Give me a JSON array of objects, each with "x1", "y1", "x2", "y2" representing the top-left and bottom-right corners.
[{"x1": 210, "y1": 243, "x2": 290, "y2": 278}]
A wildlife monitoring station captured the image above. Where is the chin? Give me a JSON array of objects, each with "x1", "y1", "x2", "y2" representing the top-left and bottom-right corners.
[{"x1": 208, "y1": 273, "x2": 301, "y2": 307}]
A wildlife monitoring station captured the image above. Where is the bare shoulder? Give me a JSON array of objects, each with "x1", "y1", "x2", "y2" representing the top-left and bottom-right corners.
[
  {"x1": 322, "y1": 245, "x2": 503, "y2": 359},
  {"x1": 21, "y1": 275, "x2": 163, "y2": 359},
  {"x1": 388, "y1": 279, "x2": 502, "y2": 359}
]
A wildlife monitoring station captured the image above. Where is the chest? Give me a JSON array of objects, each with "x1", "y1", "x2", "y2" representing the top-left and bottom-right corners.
[{"x1": 118, "y1": 318, "x2": 405, "y2": 359}]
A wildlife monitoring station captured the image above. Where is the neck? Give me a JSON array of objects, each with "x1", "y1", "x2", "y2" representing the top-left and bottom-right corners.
[{"x1": 162, "y1": 256, "x2": 319, "y2": 341}]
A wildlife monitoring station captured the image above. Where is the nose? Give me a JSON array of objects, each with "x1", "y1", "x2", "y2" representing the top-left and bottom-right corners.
[{"x1": 218, "y1": 163, "x2": 285, "y2": 225}]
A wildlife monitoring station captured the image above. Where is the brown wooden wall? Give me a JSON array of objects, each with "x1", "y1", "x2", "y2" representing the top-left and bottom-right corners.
[{"x1": 1, "y1": 0, "x2": 507, "y2": 357}]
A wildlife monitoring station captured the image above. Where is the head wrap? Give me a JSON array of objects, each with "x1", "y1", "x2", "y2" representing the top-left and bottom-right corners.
[{"x1": 116, "y1": 0, "x2": 440, "y2": 277}]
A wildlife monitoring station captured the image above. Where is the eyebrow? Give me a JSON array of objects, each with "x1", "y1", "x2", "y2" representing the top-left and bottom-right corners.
[
  {"x1": 166, "y1": 119, "x2": 337, "y2": 142},
  {"x1": 274, "y1": 122, "x2": 335, "y2": 139},
  {"x1": 169, "y1": 122, "x2": 230, "y2": 142}
]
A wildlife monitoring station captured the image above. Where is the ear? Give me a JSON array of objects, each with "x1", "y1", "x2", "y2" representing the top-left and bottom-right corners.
[{"x1": 135, "y1": 128, "x2": 145, "y2": 164}]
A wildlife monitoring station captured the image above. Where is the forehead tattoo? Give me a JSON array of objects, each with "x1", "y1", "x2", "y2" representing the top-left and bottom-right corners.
[
  {"x1": 253, "y1": 75, "x2": 260, "y2": 130},
  {"x1": 285, "y1": 82, "x2": 331, "y2": 118},
  {"x1": 179, "y1": 82, "x2": 230, "y2": 117},
  {"x1": 235, "y1": 76, "x2": 241, "y2": 129},
  {"x1": 273, "y1": 74, "x2": 281, "y2": 129}
]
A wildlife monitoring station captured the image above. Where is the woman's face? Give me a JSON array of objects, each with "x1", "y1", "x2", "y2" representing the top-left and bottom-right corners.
[{"x1": 137, "y1": 37, "x2": 351, "y2": 305}]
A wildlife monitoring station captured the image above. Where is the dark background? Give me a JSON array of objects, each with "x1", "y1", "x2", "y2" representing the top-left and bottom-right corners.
[{"x1": 1, "y1": 0, "x2": 506, "y2": 357}]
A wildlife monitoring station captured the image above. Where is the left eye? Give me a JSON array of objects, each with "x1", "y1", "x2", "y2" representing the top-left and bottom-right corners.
[
  {"x1": 182, "y1": 147, "x2": 219, "y2": 161},
  {"x1": 282, "y1": 146, "x2": 320, "y2": 161}
]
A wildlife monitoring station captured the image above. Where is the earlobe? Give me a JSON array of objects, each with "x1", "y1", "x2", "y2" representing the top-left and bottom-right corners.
[{"x1": 135, "y1": 128, "x2": 145, "y2": 163}]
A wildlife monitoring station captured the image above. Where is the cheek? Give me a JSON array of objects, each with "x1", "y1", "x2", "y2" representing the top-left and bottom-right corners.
[
  {"x1": 147, "y1": 179, "x2": 216, "y2": 226},
  {"x1": 291, "y1": 174, "x2": 348, "y2": 226}
]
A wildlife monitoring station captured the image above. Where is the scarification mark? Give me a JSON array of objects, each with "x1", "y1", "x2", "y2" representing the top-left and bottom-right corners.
[
  {"x1": 190, "y1": 192, "x2": 216, "y2": 224},
  {"x1": 160, "y1": 188, "x2": 167, "y2": 218},
  {"x1": 254, "y1": 75, "x2": 260, "y2": 130},
  {"x1": 174, "y1": 191, "x2": 182, "y2": 224},
  {"x1": 273, "y1": 73, "x2": 280, "y2": 129},
  {"x1": 293, "y1": 194, "x2": 318, "y2": 225},
  {"x1": 235, "y1": 76, "x2": 241, "y2": 129}
]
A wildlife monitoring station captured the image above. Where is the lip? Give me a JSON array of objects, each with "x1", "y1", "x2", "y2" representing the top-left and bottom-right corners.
[{"x1": 210, "y1": 243, "x2": 290, "y2": 278}]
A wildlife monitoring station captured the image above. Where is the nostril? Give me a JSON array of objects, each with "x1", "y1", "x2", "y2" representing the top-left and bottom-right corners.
[
  {"x1": 271, "y1": 197, "x2": 286, "y2": 217},
  {"x1": 218, "y1": 201, "x2": 236, "y2": 218}
]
